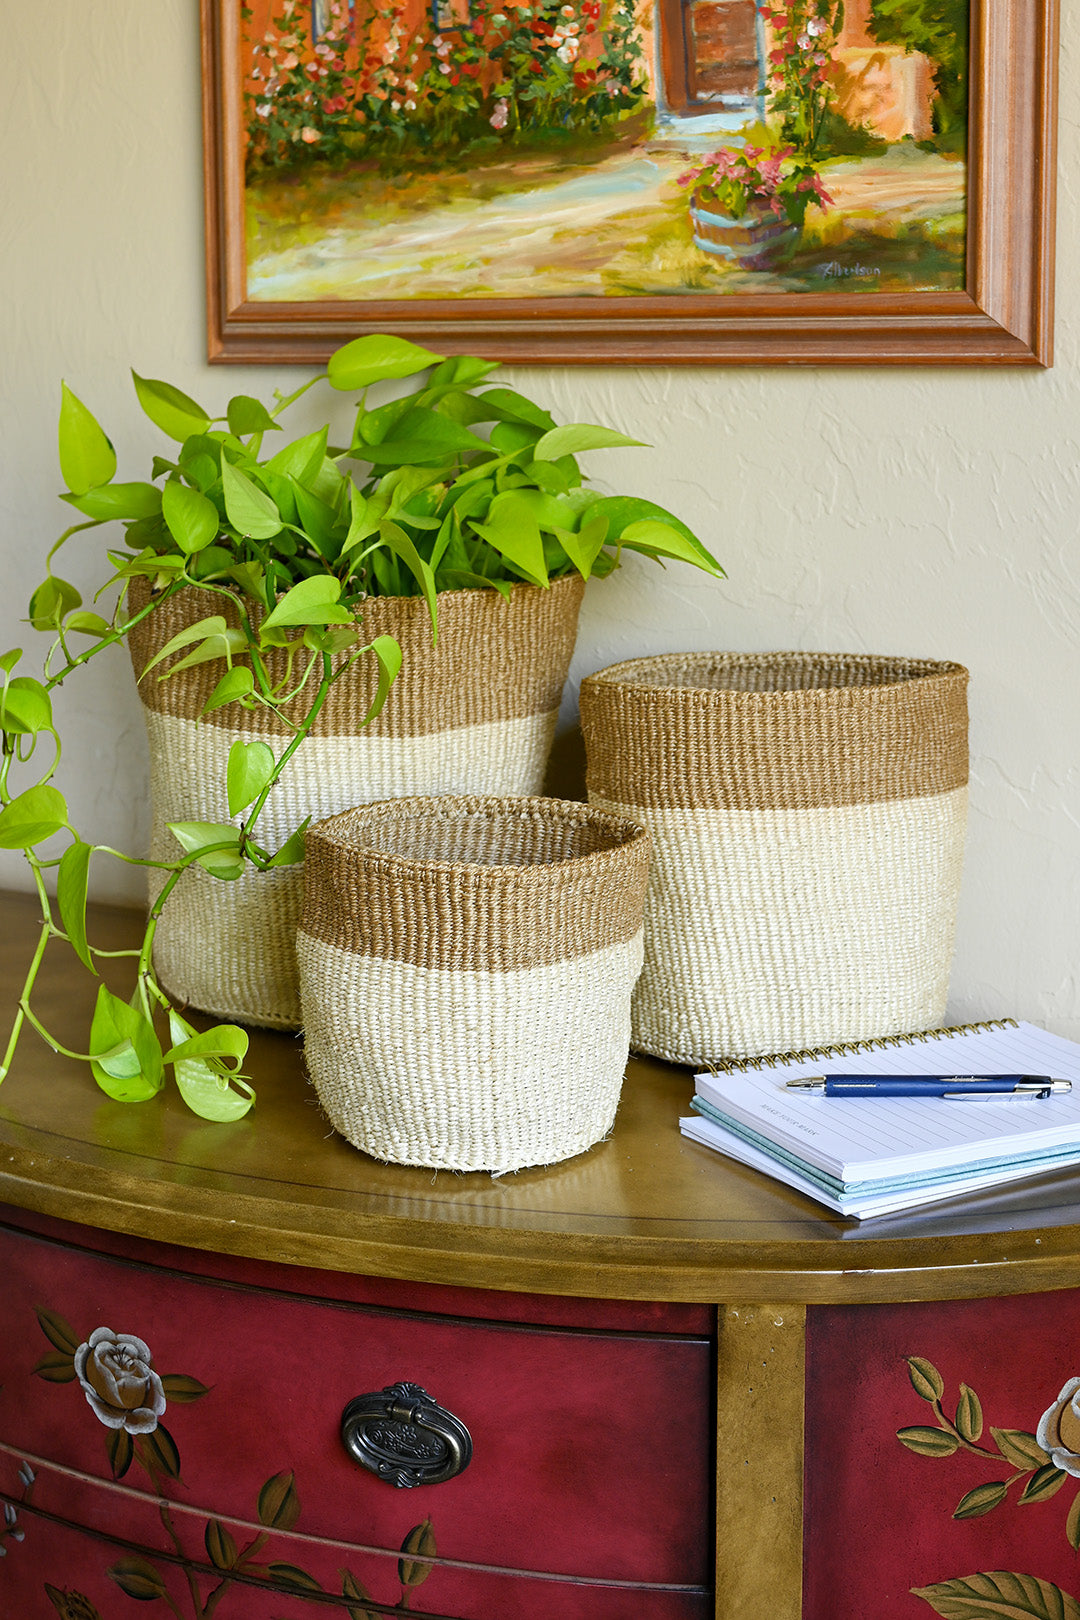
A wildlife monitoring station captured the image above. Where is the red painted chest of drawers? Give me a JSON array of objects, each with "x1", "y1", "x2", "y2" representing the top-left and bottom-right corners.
[{"x1": 0, "y1": 1207, "x2": 714, "y2": 1618}]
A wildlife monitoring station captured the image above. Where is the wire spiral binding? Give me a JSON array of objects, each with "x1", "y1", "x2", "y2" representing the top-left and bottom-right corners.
[{"x1": 703, "y1": 1018, "x2": 1020, "y2": 1076}]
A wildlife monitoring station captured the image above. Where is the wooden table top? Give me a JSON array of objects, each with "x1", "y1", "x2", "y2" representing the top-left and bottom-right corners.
[{"x1": 4, "y1": 889, "x2": 1080, "y2": 1305}]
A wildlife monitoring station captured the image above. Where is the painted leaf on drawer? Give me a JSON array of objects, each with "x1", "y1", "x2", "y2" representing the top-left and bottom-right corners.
[{"x1": 0, "y1": 1221, "x2": 711, "y2": 1586}]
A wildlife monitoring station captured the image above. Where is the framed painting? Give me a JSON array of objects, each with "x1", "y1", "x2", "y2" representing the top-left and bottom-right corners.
[{"x1": 202, "y1": 0, "x2": 1058, "y2": 364}]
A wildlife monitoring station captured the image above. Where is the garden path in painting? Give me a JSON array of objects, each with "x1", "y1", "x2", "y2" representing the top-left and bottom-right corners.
[{"x1": 246, "y1": 140, "x2": 965, "y2": 299}]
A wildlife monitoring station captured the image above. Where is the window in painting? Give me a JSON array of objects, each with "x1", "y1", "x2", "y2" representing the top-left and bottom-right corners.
[
  {"x1": 312, "y1": 0, "x2": 355, "y2": 41},
  {"x1": 432, "y1": 0, "x2": 470, "y2": 33}
]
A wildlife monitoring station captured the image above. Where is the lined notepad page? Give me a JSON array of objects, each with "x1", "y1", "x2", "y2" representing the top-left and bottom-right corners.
[{"x1": 693, "y1": 1021, "x2": 1080, "y2": 1182}]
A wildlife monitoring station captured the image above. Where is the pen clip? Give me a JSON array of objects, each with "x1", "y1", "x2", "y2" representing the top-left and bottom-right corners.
[{"x1": 943, "y1": 1084, "x2": 1053, "y2": 1101}]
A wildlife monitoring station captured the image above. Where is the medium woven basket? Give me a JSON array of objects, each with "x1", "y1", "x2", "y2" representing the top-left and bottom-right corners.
[
  {"x1": 580, "y1": 652, "x2": 969, "y2": 1065},
  {"x1": 125, "y1": 575, "x2": 584, "y2": 1028},
  {"x1": 297, "y1": 796, "x2": 651, "y2": 1172}
]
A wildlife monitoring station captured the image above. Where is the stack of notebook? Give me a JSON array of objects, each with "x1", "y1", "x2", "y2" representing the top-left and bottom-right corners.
[{"x1": 680, "y1": 1019, "x2": 1080, "y2": 1218}]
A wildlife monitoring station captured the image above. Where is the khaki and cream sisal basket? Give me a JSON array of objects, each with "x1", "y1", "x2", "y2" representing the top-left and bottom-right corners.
[
  {"x1": 126, "y1": 575, "x2": 584, "y2": 1028},
  {"x1": 580, "y1": 652, "x2": 969, "y2": 1065},
  {"x1": 297, "y1": 796, "x2": 651, "y2": 1172}
]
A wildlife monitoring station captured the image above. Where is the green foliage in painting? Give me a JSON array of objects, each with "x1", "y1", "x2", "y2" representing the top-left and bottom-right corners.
[
  {"x1": 870, "y1": 0, "x2": 969, "y2": 149},
  {"x1": 245, "y1": 0, "x2": 649, "y2": 174}
]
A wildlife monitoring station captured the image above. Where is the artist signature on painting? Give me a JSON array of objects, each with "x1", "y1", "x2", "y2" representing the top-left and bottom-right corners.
[{"x1": 818, "y1": 261, "x2": 882, "y2": 279}]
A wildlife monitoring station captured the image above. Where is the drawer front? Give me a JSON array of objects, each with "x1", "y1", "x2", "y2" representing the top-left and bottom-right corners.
[
  {"x1": 805, "y1": 1289, "x2": 1080, "y2": 1620},
  {"x1": 0, "y1": 1219, "x2": 713, "y2": 1592},
  {"x1": 0, "y1": 1449, "x2": 711, "y2": 1619}
]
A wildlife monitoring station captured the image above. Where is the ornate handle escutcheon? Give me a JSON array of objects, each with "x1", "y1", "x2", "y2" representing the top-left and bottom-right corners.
[{"x1": 341, "y1": 1381, "x2": 473, "y2": 1488}]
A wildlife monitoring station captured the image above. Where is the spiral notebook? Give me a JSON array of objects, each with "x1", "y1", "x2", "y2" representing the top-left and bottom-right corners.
[{"x1": 680, "y1": 1019, "x2": 1080, "y2": 1219}]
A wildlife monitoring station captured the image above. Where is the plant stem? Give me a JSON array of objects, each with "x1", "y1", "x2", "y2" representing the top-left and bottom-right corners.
[
  {"x1": 158, "y1": 1498, "x2": 204, "y2": 1618},
  {"x1": 271, "y1": 373, "x2": 323, "y2": 417},
  {"x1": 0, "y1": 920, "x2": 51, "y2": 1082},
  {"x1": 44, "y1": 580, "x2": 184, "y2": 692}
]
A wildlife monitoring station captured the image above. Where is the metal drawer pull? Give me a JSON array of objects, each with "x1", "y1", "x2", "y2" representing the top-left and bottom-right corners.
[{"x1": 341, "y1": 1381, "x2": 473, "y2": 1488}]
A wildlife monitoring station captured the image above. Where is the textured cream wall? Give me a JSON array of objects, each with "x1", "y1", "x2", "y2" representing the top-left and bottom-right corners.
[{"x1": 1, "y1": 2, "x2": 1077, "y2": 1032}]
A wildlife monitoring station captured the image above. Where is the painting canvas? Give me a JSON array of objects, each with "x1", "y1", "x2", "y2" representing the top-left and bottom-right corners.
[
  {"x1": 203, "y1": 0, "x2": 1057, "y2": 361},
  {"x1": 242, "y1": 0, "x2": 965, "y2": 297}
]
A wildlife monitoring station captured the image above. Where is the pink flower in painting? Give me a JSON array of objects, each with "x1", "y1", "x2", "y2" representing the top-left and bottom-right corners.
[
  {"x1": 300, "y1": 125, "x2": 322, "y2": 142},
  {"x1": 281, "y1": 51, "x2": 299, "y2": 68},
  {"x1": 806, "y1": 15, "x2": 827, "y2": 33},
  {"x1": 490, "y1": 97, "x2": 510, "y2": 128},
  {"x1": 74, "y1": 1328, "x2": 166, "y2": 1437}
]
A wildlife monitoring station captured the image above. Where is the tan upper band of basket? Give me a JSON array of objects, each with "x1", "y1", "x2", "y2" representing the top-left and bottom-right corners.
[
  {"x1": 580, "y1": 652, "x2": 969, "y2": 811},
  {"x1": 127, "y1": 573, "x2": 585, "y2": 738},
  {"x1": 301, "y1": 797, "x2": 651, "y2": 971}
]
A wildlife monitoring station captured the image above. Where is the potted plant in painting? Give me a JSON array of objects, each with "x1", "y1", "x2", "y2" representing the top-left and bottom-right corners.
[
  {"x1": 1, "y1": 334, "x2": 722, "y2": 1092},
  {"x1": 679, "y1": 137, "x2": 833, "y2": 270}
]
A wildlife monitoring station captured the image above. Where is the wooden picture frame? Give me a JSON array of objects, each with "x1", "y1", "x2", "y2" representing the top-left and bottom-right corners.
[{"x1": 202, "y1": 0, "x2": 1058, "y2": 365}]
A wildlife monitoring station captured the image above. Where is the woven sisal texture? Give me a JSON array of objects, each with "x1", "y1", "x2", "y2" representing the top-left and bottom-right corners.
[
  {"x1": 298, "y1": 932, "x2": 643, "y2": 1172},
  {"x1": 580, "y1": 651, "x2": 968, "y2": 810},
  {"x1": 127, "y1": 574, "x2": 584, "y2": 737},
  {"x1": 143, "y1": 709, "x2": 562, "y2": 1025},
  {"x1": 301, "y1": 796, "x2": 651, "y2": 971},
  {"x1": 298, "y1": 796, "x2": 650, "y2": 1171},
  {"x1": 129, "y1": 582, "x2": 584, "y2": 1027},
  {"x1": 580, "y1": 652, "x2": 970, "y2": 1066}
]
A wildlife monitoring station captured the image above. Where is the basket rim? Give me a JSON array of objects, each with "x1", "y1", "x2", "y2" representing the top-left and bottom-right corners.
[
  {"x1": 581, "y1": 650, "x2": 969, "y2": 702},
  {"x1": 306, "y1": 794, "x2": 650, "y2": 879}
]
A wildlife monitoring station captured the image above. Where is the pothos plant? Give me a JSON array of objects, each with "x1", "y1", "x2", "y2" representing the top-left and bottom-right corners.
[{"x1": 0, "y1": 333, "x2": 722, "y2": 1124}]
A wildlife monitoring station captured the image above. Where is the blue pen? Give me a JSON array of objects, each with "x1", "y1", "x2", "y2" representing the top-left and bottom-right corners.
[{"x1": 785, "y1": 1075, "x2": 1072, "y2": 1099}]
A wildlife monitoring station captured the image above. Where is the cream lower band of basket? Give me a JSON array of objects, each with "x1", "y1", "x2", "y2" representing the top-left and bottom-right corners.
[
  {"x1": 142, "y1": 706, "x2": 559, "y2": 1029},
  {"x1": 589, "y1": 785, "x2": 968, "y2": 1064},
  {"x1": 297, "y1": 929, "x2": 644, "y2": 1172}
]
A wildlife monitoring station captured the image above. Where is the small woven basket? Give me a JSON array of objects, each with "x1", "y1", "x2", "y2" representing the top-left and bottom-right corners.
[
  {"x1": 125, "y1": 575, "x2": 584, "y2": 1028},
  {"x1": 297, "y1": 796, "x2": 651, "y2": 1172},
  {"x1": 580, "y1": 652, "x2": 969, "y2": 1065}
]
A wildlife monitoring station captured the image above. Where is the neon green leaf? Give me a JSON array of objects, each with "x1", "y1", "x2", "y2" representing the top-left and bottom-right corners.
[
  {"x1": 201, "y1": 665, "x2": 255, "y2": 715},
  {"x1": 167, "y1": 821, "x2": 245, "y2": 880},
  {"x1": 89, "y1": 986, "x2": 163, "y2": 1102},
  {"x1": 268, "y1": 818, "x2": 310, "y2": 867},
  {"x1": 28, "y1": 576, "x2": 82, "y2": 631},
  {"x1": 227, "y1": 740, "x2": 276, "y2": 816},
  {"x1": 57, "y1": 840, "x2": 95, "y2": 973},
  {"x1": 64, "y1": 611, "x2": 111, "y2": 637},
  {"x1": 0, "y1": 676, "x2": 53, "y2": 735},
  {"x1": 327, "y1": 334, "x2": 444, "y2": 391},
  {"x1": 532, "y1": 423, "x2": 645, "y2": 461},
  {"x1": 63, "y1": 483, "x2": 163, "y2": 522},
  {"x1": 58, "y1": 383, "x2": 117, "y2": 495},
  {"x1": 226, "y1": 395, "x2": 280, "y2": 436},
  {"x1": 132, "y1": 372, "x2": 211, "y2": 442},
  {"x1": 220, "y1": 458, "x2": 282, "y2": 540},
  {"x1": 471, "y1": 491, "x2": 549, "y2": 587},
  {"x1": 359, "y1": 634, "x2": 403, "y2": 725},
  {"x1": 0, "y1": 785, "x2": 69, "y2": 848},
  {"x1": 620, "y1": 518, "x2": 725, "y2": 578},
  {"x1": 262, "y1": 576, "x2": 350, "y2": 630},
  {"x1": 162, "y1": 481, "x2": 220, "y2": 555}
]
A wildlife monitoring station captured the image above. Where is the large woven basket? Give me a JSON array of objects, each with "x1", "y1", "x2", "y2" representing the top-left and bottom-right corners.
[
  {"x1": 125, "y1": 575, "x2": 584, "y2": 1028},
  {"x1": 297, "y1": 796, "x2": 651, "y2": 1172},
  {"x1": 580, "y1": 652, "x2": 969, "y2": 1065}
]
